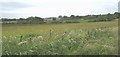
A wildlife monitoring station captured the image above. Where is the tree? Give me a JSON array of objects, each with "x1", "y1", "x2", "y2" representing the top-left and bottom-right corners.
[
  {"x1": 58, "y1": 15, "x2": 62, "y2": 18},
  {"x1": 52, "y1": 17, "x2": 57, "y2": 21},
  {"x1": 63, "y1": 16, "x2": 68, "y2": 18},
  {"x1": 70, "y1": 15, "x2": 75, "y2": 18},
  {"x1": 26, "y1": 16, "x2": 44, "y2": 24}
]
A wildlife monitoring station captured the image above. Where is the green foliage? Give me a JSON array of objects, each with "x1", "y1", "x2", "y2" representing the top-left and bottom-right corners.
[{"x1": 26, "y1": 16, "x2": 44, "y2": 24}]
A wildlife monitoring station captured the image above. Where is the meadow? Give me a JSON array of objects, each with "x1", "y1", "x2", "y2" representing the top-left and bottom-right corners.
[{"x1": 2, "y1": 20, "x2": 118, "y2": 55}]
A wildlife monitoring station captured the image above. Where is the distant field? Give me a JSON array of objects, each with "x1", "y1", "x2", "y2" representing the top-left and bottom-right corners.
[
  {"x1": 2, "y1": 20, "x2": 118, "y2": 36},
  {"x1": 2, "y1": 20, "x2": 118, "y2": 55}
]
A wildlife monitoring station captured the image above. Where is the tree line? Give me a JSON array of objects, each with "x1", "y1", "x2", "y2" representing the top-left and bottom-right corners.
[{"x1": 1, "y1": 12, "x2": 120, "y2": 24}]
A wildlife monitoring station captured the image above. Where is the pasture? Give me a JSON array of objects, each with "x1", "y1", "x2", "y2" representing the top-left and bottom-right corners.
[
  {"x1": 2, "y1": 20, "x2": 117, "y2": 36},
  {"x1": 2, "y1": 20, "x2": 118, "y2": 55}
]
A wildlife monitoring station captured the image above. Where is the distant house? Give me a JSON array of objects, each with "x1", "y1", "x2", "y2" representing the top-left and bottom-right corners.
[
  {"x1": 3, "y1": 21, "x2": 18, "y2": 24},
  {"x1": 44, "y1": 18, "x2": 53, "y2": 22},
  {"x1": 44, "y1": 17, "x2": 60, "y2": 22}
]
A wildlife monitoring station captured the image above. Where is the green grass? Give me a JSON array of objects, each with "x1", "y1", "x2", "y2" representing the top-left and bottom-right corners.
[
  {"x1": 2, "y1": 20, "x2": 118, "y2": 55},
  {"x1": 2, "y1": 21, "x2": 117, "y2": 36}
]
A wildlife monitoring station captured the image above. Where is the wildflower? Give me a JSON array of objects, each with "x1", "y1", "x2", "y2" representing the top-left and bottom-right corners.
[
  {"x1": 55, "y1": 35, "x2": 59, "y2": 38},
  {"x1": 102, "y1": 45, "x2": 113, "y2": 48},
  {"x1": 14, "y1": 36, "x2": 17, "y2": 39},
  {"x1": 63, "y1": 33, "x2": 66, "y2": 35},
  {"x1": 38, "y1": 36, "x2": 43, "y2": 40},
  {"x1": 56, "y1": 35, "x2": 59, "y2": 37},
  {"x1": 98, "y1": 28, "x2": 102, "y2": 31},
  {"x1": 109, "y1": 37, "x2": 113, "y2": 38},
  {"x1": 3, "y1": 36, "x2": 6, "y2": 39},
  {"x1": 29, "y1": 50, "x2": 34, "y2": 52},
  {"x1": 71, "y1": 39, "x2": 74, "y2": 41},
  {"x1": 95, "y1": 29, "x2": 98, "y2": 30},
  {"x1": 18, "y1": 41, "x2": 27, "y2": 46},
  {"x1": 67, "y1": 34, "x2": 70, "y2": 37},
  {"x1": 9, "y1": 36, "x2": 13, "y2": 38},
  {"x1": 38, "y1": 36, "x2": 43, "y2": 39},
  {"x1": 62, "y1": 45, "x2": 67, "y2": 48},
  {"x1": 48, "y1": 51, "x2": 51, "y2": 54},
  {"x1": 78, "y1": 34, "x2": 81, "y2": 36},
  {"x1": 68, "y1": 39, "x2": 71, "y2": 43},
  {"x1": 69, "y1": 31, "x2": 72, "y2": 35}
]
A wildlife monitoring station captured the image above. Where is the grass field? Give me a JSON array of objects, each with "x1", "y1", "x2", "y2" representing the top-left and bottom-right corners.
[
  {"x1": 2, "y1": 20, "x2": 118, "y2": 36},
  {"x1": 2, "y1": 20, "x2": 118, "y2": 55}
]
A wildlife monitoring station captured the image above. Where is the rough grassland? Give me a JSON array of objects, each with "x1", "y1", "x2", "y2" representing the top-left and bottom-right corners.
[{"x1": 2, "y1": 20, "x2": 118, "y2": 55}]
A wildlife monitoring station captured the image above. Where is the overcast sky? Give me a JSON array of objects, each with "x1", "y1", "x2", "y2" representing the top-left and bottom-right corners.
[{"x1": 0, "y1": 0, "x2": 120, "y2": 18}]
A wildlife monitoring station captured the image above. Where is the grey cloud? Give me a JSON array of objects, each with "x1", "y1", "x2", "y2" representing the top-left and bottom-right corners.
[
  {"x1": 0, "y1": 2, "x2": 31, "y2": 10},
  {"x1": 0, "y1": 12, "x2": 24, "y2": 18},
  {"x1": 91, "y1": 3, "x2": 118, "y2": 13},
  {"x1": 118, "y1": 1, "x2": 120, "y2": 12}
]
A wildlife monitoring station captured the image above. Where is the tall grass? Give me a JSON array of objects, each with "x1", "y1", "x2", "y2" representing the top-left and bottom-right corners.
[{"x1": 2, "y1": 27, "x2": 118, "y2": 55}]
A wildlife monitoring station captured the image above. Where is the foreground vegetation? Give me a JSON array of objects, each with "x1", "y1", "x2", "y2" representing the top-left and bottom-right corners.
[{"x1": 2, "y1": 20, "x2": 118, "y2": 55}]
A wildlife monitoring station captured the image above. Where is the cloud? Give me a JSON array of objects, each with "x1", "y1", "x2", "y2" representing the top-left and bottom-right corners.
[
  {"x1": 119, "y1": 1, "x2": 120, "y2": 12},
  {"x1": 0, "y1": 2, "x2": 31, "y2": 11},
  {"x1": 0, "y1": 0, "x2": 120, "y2": 18},
  {"x1": 0, "y1": 1, "x2": 32, "y2": 18},
  {"x1": 91, "y1": 3, "x2": 118, "y2": 14},
  {"x1": 1, "y1": 13, "x2": 20, "y2": 18}
]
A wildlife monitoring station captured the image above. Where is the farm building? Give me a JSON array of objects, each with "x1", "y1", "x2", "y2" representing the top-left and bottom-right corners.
[{"x1": 44, "y1": 17, "x2": 60, "y2": 22}]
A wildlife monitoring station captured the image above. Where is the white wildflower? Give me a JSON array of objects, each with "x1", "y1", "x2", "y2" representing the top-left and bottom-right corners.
[
  {"x1": 78, "y1": 34, "x2": 81, "y2": 36},
  {"x1": 102, "y1": 45, "x2": 113, "y2": 48},
  {"x1": 70, "y1": 39, "x2": 74, "y2": 41},
  {"x1": 29, "y1": 50, "x2": 34, "y2": 52},
  {"x1": 55, "y1": 35, "x2": 59, "y2": 38},
  {"x1": 109, "y1": 37, "x2": 113, "y2": 38},
  {"x1": 38, "y1": 36, "x2": 43, "y2": 38},
  {"x1": 38, "y1": 36, "x2": 44, "y2": 41},
  {"x1": 62, "y1": 45, "x2": 67, "y2": 48},
  {"x1": 98, "y1": 28, "x2": 102, "y2": 31},
  {"x1": 67, "y1": 34, "x2": 70, "y2": 37},
  {"x1": 68, "y1": 39, "x2": 71, "y2": 43},
  {"x1": 18, "y1": 41, "x2": 27, "y2": 46},
  {"x1": 3, "y1": 36, "x2": 6, "y2": 38},
  {"x1": 14, "y1": 36, "x2": 17, "y2": 39}
]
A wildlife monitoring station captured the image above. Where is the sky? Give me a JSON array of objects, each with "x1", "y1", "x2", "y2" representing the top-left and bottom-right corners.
[{"x1": 0, "y1": 0, "x2": 120, "y2": 18}]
